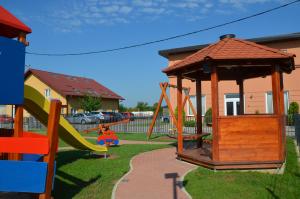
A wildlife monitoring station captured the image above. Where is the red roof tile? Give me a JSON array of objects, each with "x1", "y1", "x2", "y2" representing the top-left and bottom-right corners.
[
  {"x1": 25, "y1": 69, "x2": 124, "y2": 100},
  {"x1": 163, "y1": 37, "x2": 295, "y2": 73},
  {"x1": 0, "y1": 6, "x2": 32, "y2": 38}
]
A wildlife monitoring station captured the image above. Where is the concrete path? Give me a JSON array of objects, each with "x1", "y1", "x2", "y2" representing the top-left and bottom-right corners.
[{"x1": 113, "y1": 147, "x2": 197, "y2": 199}]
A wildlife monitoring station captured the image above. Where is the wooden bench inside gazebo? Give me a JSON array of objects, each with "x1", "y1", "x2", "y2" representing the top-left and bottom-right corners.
[{"x1": 163, "y1": 34, "x2": 295, "y2": 170}]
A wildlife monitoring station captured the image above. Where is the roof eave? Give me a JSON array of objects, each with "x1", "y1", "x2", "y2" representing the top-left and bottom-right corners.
[{"x1": 159, "y1": 32, "x2": 300, "y2": 59}]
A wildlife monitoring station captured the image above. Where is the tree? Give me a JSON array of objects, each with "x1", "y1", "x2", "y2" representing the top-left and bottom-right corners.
[
  {"x1": 175, "y1": 106, "x2": 186, "y2": 123},
  {"x1": 80, "y1": 95, "x2": 101, "y2": 112},
  {"x1": 136, "y1": 102, "x2": 150, "y2": 111},
  {"x1": 152, "y1": 102, "x2": 162, "y2": 114},
  {"x1": 119, "y1": 103, "x2": 127, "y2": 112},
  {"x1": 204, "y1": 108, "x2": 212, "y2": 125},
  {"x1": 288, "y1": 102, "x2": 299, "y2": 125}
]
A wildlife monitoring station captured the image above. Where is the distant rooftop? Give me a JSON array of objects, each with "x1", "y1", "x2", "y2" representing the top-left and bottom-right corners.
[
  {"x1": 25, "y1": 69, "x2": 124, "y2": 100},
  {"x1": 159, "y1": 32, "x2": 300, "y2": 58}
]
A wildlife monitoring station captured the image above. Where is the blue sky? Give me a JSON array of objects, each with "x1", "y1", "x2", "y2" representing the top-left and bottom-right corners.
[{"x1": 2, "y1": 0, "x2": 300, "y2": 107}]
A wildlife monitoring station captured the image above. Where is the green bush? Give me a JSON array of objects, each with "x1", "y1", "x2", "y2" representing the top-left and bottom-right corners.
[
  {"x1": 184, "y1": 120, "x2": 196, "y2": 127},
  {"x1": 175, "y1": 107, "x2": 186, "y2": 123},
  {"x1": 288, "y1": 102, "x2": 299, "y2": 125},
  {"x1": 202, "y1": 134, "x2": 212, "y2": 141},
  {"x1": 204, "y1": 108, "x2": 212, "y2": 125}
]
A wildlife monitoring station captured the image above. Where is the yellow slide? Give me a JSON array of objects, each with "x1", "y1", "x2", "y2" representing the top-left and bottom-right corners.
[{"x1": 23, "y1": 85, "x2": 107, "y2": 152}]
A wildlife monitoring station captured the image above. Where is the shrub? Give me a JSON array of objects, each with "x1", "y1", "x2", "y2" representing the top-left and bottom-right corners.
[
  {"x1": 288, "y1": 102, "x2": 299, "y2": 125},
  {"x1": 175, "y1": 107, "x2": 186, "y2": 123},
  {"x1": 204, "y1": 108, "x2": 212, "y2": 125},
  {"x1": 202, "y1": 134, "x2": 212, "y2": 141},
  {"x1": 184, "y1": 120, "x2": 196, "y2": 127}
]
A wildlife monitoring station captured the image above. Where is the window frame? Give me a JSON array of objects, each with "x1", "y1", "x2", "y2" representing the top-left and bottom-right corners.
[
  {"x1": 265, "y1": 91, "x2": 289, "y2": 114},
  {"x1": 186, "y1": 95, "x2": 206, "y2": 117},
  {"x1": 44, "y1": 88, "x2": 51, "y2": 98}
]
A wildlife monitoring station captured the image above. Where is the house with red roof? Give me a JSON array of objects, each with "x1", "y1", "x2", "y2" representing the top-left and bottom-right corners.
[{"x1": 21, "y1": 69, "x2": 124, "y2": 116}]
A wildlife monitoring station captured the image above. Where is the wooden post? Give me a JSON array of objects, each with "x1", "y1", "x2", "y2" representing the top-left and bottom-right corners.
[
  {"x1": 279, "y1": 72, "x2": 286, "y2": 160},
  {"x1": 10, "y1": 32, "x2": 28, "y2": 160},
  {"x1": 39, "y1": 100, "x2": 61, "y2": 199},
  {"x1": 147, "y1": 83, "x2": 166, "y2": 138},
  {"x1": 10, "y1": 32, "x2": 27, "y2": 160},
  {"x1": 196, "y1": 77, "x2": 203, "y2": 147},
  {"x1": 18, "y1": 32, "x2": 29, "y2": 46},
  {"x1": 11, "y1": 106, "x2": 23, "y2": 160},
  {"x1": 147, "y1": 83, "x2": 178, "y2": 139},
  {"x1": 160, "y1": 83, "x2": 178, "y2": 128},
  {"x1": 272, "y1": 65, "x2": 280, "y2": 115},
  {"x1": 279, "y1": 72, "x2": 285, "y2": 115},
  {"x1": 271, "y1": 65, "x2": 284, "y2": 160},
  {"x1": 211, "y1": 65, "x2": 219, "y2": 161},
  {"x1": 177, "y1": 76, "x2": 183, "y2": 154},
  {"x1": 238, "y1": 79, "x2": 244, "y2": 115}
]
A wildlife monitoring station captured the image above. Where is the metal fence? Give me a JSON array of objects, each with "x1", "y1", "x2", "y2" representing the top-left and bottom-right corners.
[
  {"x1": 67, "y1": 116, "x2": 212, "y2": 135},
  {"x1": 1, "y1": 115, "x2": 298, "y2": 140},
  {"x1": 17, "y1": 115, "x2": 212, "y2": 135}
]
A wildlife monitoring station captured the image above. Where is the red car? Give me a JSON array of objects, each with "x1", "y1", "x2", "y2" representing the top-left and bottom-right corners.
[{"x1": 0, "y1": 115, "x2": 13, "y2": 123}]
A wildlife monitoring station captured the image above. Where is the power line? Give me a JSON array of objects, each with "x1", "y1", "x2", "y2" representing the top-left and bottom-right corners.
[{"x1": 26, "y1": 0, "x2": 300, "y2": 56}]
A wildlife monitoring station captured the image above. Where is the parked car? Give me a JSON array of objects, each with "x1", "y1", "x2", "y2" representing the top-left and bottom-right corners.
[
  {"x1": 101, "y1": 112, "x2": 114, "y2": 122},
  {"x1": 89, "y1": 111, "x2": 106, "y2": 123},
  {"x1": 114, "y1": 112, "x2": 125, "y2": 121},
  {"x1": 102, "y1": 112, "x2": 124, "y2": 122},
  {"x1": 0, "y1": 115, "x2": 13, "y2": 123},
  {"x1": 66, "y1": 113, "x2": 98, "y2": 124},
  {"x1": 121, "y1": 112, "x2": 134, "y2": 121}
]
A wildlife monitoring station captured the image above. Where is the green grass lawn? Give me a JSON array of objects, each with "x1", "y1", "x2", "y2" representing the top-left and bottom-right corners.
[
  {"x1": 184, "y1": 138, "x2": 300, "y2": 199},
  {"x1": 53, "y1": 144, "x2": 171, "y2": 199}
]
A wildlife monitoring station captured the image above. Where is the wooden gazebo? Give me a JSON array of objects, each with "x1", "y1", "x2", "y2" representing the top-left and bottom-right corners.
[{"x1": 163, "y1": 34, "x2": 295, "y2": 170}]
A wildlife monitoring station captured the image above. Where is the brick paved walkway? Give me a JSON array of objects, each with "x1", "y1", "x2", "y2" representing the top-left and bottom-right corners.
[{"x1": 113, "y1": 147, "x2": 197, "y2": 199}]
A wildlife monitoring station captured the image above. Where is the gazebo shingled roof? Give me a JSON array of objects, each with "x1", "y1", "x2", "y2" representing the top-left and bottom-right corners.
[{"x1": 163, "y1": 37, "x2": 295, "y2": 79}]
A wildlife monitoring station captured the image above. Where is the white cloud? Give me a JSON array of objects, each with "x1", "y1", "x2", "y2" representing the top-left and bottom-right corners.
[
  {"x1": 102, "y1": 5, "x2": 120, "y2": 13},
  {"x1": 218, "y1": 0, "x2": 284, "y2": 9},
  {"x1": 142, "y1": 7, "x2": 165, "y2": 14},
  {"x1": 119, "y1": 6, "x2": 133, "y2": 14},
  {"x1": 18, "y1": 0, "x2": 286, "y2": 32}
]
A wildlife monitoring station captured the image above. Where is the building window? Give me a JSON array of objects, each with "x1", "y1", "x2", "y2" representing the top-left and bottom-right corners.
[
  {"x1": 265, "y1": 91, "x2": 289, "y2": 114},
  {"x1": 187, "y1": 95, "x2": 206, "y2": 116},
  {"x1": 45, "y1": 88, "x2": 51, "y2": 98},
  {"x1": 224, "y1": 93, "x2": 243, "y2": 116}
]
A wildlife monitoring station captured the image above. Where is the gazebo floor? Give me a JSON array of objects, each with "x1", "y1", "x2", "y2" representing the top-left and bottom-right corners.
[{"x1": 177, "y1": 143, "x2": 284, "y2": 170}]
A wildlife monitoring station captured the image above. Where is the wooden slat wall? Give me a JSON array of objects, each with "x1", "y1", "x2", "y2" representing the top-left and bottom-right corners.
[{"x1": 217, "y1": 115, "x2": 281, "y2": 162}]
